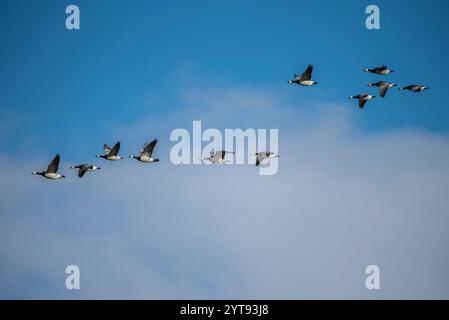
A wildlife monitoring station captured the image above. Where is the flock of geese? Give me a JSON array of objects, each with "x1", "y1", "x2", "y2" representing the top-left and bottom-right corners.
[
  {"x1": 288, "y1": 64, "x2": 428, "y2": 108},
  {"x1": 32, "y1": 64, "x2": 428, "y2": 180},
  {"x1": 32, "y1": 140, "x2": 160, "y2": 179},
  {"x1": 31, "y1": 139, "x2": 279, "y2": 180}
]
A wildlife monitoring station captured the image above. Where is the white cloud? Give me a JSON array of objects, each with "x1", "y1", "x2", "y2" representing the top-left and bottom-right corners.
[{"x1": 1, "y1": 86, "x2": 449, "y2": 299}]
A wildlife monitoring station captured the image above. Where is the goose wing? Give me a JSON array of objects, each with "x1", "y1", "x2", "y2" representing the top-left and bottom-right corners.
[
  {"x1": 109, "y1": 141, "x2": 121, "y2": 156},
  {"x1": 379, "y1": 83, "x2": 389, "y2": 97},
  {"x1": 47, "y1": 154, "x2": 60, "y2": 173},
  {"x1": 258, "y1": 152, "x2": 267, "y2": 159},
  {"x1": 141, "y1": 139, "x2": 158, "y2": 157},
  {"x1": 300, "y1": 64, "x2": 313, "y2": 81},
  {"x1": 359, "y1": 98, "x2": 367, "y2": 109},
  {"x1": 257, "y1": 152, "x2": 268, "y2": 163},
  {"x1": 103, "y1": 144, "x2": 111, "y2": 154},
  {"x1": 78, "y1": 166, "x2": 88, "y2": 178}
]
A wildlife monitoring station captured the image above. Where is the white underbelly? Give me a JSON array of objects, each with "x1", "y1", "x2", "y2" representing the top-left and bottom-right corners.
[
  {"x1": 299, "y1": 80, "x2": 314, "y2": 86},
  {"x1": 45, "y1": 173, "x2": 61, "y2": 179},
  {"x1": 140, "y1": 156, "x2": 153, "y2": 163}
]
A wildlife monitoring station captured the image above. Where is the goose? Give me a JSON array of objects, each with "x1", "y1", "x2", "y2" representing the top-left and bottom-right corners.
[
  {"x1": 367, "y1": 81, "x2": 397, "y2": 97},
  {"x1": 96, "y1": 141, "x2": 123, "y2": 160},
  {"x1": 348, "y1": 94, "x2": 376, "y2": 109},
  {"x1": 70, "y1": 164, "x2": 101, "y2": 178},
  {"x1": 399, "y1": 85, "x2": 429, "y2": 92},
  {"x1": 32, "y1": 154, "x2": 65, "y2": 179},
  {"x1": 288, "y1": 64, "x2": 318, "y2": 86},
  {"x1": 129, "y1": 139, "x2": 160, "y2": 163},
  {"x1": 201, "y1": 150, "x2": 235, "y2": 164},
  {"x1": 251, "y1": 151, "x2": 280, "y2": 166},
  {"x1": 364, "y1": 65, "x2": 394, "y2": 75}
]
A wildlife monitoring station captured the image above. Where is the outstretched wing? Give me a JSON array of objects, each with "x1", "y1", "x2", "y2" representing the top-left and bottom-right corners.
[
  {"x1": 379, "y1": 84, "x2": 389, "y2": 97},
  {"x1": 141, "y1": 139, "x2": 158, "y2": 157},
  {"x1": 78, "y1": 167, "x2": 88, "y2": 178},
  {"x1": 300, "y1": 64, "x2": 313, "y2": 81},
  {"x1": 258, "y1": 152, "x2": 268, "y2": 163},
  {"x1": 359, "y1": 98, "x2": 367, "y2": 109},
  {"x1": 109, "y1": 141, "x2": 121, "y2": 156},
  {"x1": 47, "y1": 154, "x2": 60, "y2": 173},
  {"x1": 103, "y1": 144, "x2": 111, "y2": 154}
]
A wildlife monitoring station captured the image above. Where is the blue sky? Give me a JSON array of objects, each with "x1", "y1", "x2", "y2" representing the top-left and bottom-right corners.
[
  {"x1": 1, "y1": 0, "x2": 449, "y2": 157},
  {"x1": 1, "y1": 0, "x2": 449, "y2": 299}
]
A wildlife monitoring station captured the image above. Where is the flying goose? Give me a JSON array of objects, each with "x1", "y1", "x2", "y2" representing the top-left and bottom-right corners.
[
  {"x1": 96, "y1": 141, "x2": 123, "y2": 160},
  {"x1": 129, "y1": 139, "x2": 160, "y2": 163},
  {"x1": 70, "y1": 164, "x2": 101, "y2": 178},
  {"x1": 367, "y1": 81, "x2": 397, "y2": 97},
  {"x1": 348, "y1": 94, "x2": 376, "y2": 109},
  {"x1": 32, "y1": 154, "x2": 65, "y2": 179},
  {"x1": 364, "y1": 65, "x2": 394, "y2": 75},
  {"x1": 251, "y1": 151, "x2": 280, "y2": 166},
  {"x1": 399, "y1": 85, "x2": 429, "y2": 92},
  {"x1": 288, "y1": 64, "x2": 318, "y2": 86},
  {"x1": 201, "y1": 150, "x2": 235, "y2": 164}
]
